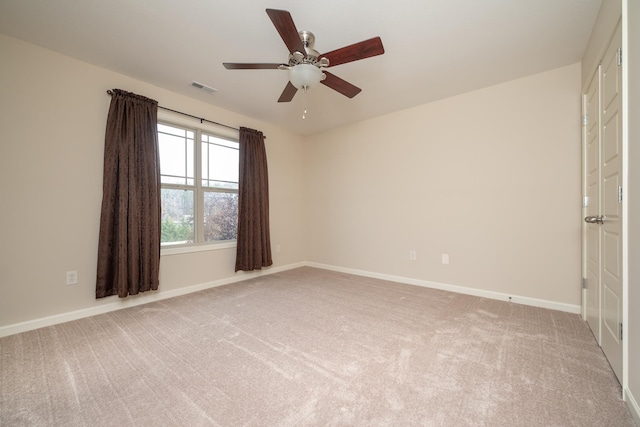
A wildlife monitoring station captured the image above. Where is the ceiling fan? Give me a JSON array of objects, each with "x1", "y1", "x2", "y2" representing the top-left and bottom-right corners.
[{"x1": 223, "y1": 8, "x2": 385, "y2": 102}]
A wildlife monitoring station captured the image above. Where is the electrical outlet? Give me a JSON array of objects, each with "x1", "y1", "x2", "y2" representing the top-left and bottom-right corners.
[
  {"x1": 409, "y1": 250, "x2": 417, "y2": 261},
  {"x1": 441, "y1": 254, "x2": 449, "y2": 264},
  {"x1": 66, "y1": 271, "x2": 78, "y2": 285},
  {"x1": 275, "y1": 244, "x2": 281, "y2": 253}
]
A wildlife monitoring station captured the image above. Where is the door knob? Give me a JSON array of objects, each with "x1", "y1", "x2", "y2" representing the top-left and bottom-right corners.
[{"x1": 584, "y1": 215, "x2": 604, "y2": 224}]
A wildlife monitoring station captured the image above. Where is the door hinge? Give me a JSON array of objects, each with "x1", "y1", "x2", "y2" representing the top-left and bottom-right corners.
[
  {"x1": 582, "y1": 114, "x2": 588, "y2": 126},
  {"x1": 618, "y1": 186, "x2": 623, "y2": 203},
  {"x1": 619, "y1": 322, "x2": 623, "y2": 340},
  {"x1": 617, "y1": 48, "x2": 622, "y2": 66},
  {"x1": 582, "y1": 278, "x2": 588, "y2": 289}
]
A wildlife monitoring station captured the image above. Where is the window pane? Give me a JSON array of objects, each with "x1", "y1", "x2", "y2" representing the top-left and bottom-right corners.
[
  {"x1": 158, "y1": 124, "x2": 194, "y2": 185},
  {"x1": 203, "y1": 191, "x2": 238, "y2": 242},
  {"x1": 201, "y1": 140, "x2": 209, "y2": 182},
  {"x1": 186, "y1": 137, "x2": 195, "y2": 180},
  {"x1": 208, "y1": 144, "x2": 238, "y2": 182},
  {"x1": 202, "y1": 134, "x2": 238, "y2": 189},
  {"x1": 161, "y1": 188, "x2": 195, "y2": 245}
]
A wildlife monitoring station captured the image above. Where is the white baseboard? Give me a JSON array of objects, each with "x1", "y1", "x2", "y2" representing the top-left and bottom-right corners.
[
  {"x1": 0, "y1": 261, "x2": 581, "y2": 338},
  {"x1": 305, "y1": 262, "x2": 582, "y2": 314},
  {"x1": 0, "y1": 262, "x2": 305, "y2": 338},
  {"x1": 625, "y1": 387, "x2": 640, "y2": 426}
]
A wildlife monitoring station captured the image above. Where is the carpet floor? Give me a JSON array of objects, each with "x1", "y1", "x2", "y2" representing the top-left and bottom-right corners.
[{"x1": 0, "y1": 267, "x2": 635, "y2": 426}]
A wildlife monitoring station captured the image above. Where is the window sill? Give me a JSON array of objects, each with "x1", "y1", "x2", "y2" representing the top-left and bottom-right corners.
[{"x1": 161, "y1": 241, "x2": 236, "y2": 256}]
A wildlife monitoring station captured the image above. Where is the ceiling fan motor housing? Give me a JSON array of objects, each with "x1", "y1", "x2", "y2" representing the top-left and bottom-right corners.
[{"x1": 287, "y1": 31, "x2": 326, "y2": 67}]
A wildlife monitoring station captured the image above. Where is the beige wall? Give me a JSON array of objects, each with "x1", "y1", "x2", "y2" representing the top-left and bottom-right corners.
[
  {"x1": 305, "y1": 63, "x2": 582, "y2": 306},
  {"x1": 0, "y1": 34, "x2": 308, "y2": 327}
]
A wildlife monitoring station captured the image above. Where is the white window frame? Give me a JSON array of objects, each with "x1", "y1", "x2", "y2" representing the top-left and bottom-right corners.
[{"x1": 158, "y1": 111, "x2": 240, "y2": 256}]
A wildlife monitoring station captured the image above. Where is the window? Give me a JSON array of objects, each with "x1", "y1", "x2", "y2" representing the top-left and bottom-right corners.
[{"x1": 158, "y1": 122, "x2": 239, "y2": 247}]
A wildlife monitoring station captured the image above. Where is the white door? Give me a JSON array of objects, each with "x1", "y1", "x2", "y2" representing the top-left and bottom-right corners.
[
  {"x1": 584, "y1": 67, "x2": 600, "y2": 340},
  {"x1": 599, "y1": 24, "x2": 623, "y2": 381}
]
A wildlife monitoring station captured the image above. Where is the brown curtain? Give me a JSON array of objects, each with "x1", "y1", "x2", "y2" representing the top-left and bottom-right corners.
[
  {"x1": 235, "y1": 127, "x2": 273, "y2": 271},
  {"x1": 96, "y1": 89, "x2": 161, "y2": 298}
]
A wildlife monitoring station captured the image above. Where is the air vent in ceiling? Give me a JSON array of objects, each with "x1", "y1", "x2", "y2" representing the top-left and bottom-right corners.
[{"x1": 191, "y1": 81, "x2": 217, "y2": 94}]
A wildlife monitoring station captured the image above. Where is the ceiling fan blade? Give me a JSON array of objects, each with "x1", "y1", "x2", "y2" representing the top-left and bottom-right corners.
[
  {"x1": 321, "y1": 71, "x2": 362, "y2": 98},
  {"x1": 278, "y1": 81, "x2": 298, "y2": 102},
  {"x1": 321, "y1": 37, "x2": 385, "y2": 67},
  {"x1": 266, "y1": 9, "x2": 306, "y2": 55},
  {"x1": 223, "y1": 63, "x2": 282, "y2": 70}
]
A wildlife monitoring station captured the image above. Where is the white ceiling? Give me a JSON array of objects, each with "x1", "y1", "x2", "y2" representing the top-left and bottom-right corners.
[{"x1": 0, "y1": 0, "x2": 602, "y2": 136}]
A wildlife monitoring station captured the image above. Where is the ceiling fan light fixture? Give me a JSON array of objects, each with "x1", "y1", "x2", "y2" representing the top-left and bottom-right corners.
[{"x1": 289, "y1": 64, "x2": 324, "y2": 90}]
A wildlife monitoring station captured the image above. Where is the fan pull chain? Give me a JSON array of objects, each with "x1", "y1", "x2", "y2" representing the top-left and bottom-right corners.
[{"x1": 302, "y1": 86, "x2": 308, "y2": 120}]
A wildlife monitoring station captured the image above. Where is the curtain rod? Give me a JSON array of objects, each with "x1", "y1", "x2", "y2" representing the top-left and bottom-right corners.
[
  {"x1": 158, "y1": 106, "x2": 240, "y2": 132},
  {"x1": 106, "y1": 90, "x2": 241, "y2": 133}
]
